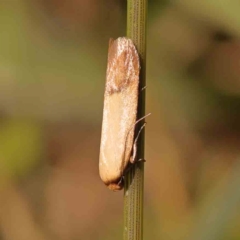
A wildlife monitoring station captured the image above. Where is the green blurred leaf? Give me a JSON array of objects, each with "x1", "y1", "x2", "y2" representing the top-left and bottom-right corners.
[{"x1": 0, "y1": 119, "x2": 42, "y2": 178}]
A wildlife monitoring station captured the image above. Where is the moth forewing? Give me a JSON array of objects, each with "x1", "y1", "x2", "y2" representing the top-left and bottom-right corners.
[{"x1": 99, "y1": 37, "x2": 140, "y2": 191}]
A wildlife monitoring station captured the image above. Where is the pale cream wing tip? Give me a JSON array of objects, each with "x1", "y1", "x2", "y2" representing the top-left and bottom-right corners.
[{"x1": 107, "y1": 182, "x2": 123, "y2": 191}]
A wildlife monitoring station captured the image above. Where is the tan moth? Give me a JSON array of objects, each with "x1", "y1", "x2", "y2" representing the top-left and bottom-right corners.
[{"x1": 99, "y1": 37, "x2": 140, "y2": 191}]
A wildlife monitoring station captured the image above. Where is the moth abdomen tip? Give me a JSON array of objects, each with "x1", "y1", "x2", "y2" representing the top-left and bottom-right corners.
[{"x1": 107, "y1": 183, "x2": 123, "y2": 191}]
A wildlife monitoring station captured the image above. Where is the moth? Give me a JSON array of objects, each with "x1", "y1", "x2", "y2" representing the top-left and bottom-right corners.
[{"x1": 99, "y1": 37, "x2": 141, "y2": 191}]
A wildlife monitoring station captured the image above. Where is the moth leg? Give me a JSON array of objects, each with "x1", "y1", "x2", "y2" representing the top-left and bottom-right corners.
[
  {"x1": 137, "y1": 158, "x2": 146, "y2": 162},
  {"x1": 141, "y1": 86, "x2": 147, "y2": 91},
  {"x1": 130, "y1": 122, "x2": 146, "y2": 163},
  {"x1": 117, "y1": 176, "x2": 124, "y2": 186},
  {"x1": 123, "y1": 158, "x2": 146, "y2": 177}
]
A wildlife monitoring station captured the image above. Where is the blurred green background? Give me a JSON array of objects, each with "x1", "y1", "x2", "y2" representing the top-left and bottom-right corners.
[{"x1": 1, "y1": 0, "x2": 240, "y2": 239}]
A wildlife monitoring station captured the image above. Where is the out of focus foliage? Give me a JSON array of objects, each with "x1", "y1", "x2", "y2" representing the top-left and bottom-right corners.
[{"x1": 0, "y1": 119, "x2": 42, "y2": 178}]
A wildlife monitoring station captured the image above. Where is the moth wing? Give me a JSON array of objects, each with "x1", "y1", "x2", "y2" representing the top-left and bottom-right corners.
[{"x1": 99, "y1": 37, "x2": 140, "y2": 190}]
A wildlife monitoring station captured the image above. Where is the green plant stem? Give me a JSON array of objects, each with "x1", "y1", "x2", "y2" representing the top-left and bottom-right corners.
[{"x1": 123, "y1": 1, "x2": 147, "y2": 240}]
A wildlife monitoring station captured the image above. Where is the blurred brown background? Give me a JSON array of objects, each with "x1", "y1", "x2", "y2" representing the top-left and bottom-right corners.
[{"x1": 1, "y1": 1, "x2": 240, "y2": 240}]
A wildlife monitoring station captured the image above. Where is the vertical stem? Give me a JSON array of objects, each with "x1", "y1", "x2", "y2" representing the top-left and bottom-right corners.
[{"x1": 124, "y1": 1, "x2": 147, "y2": 240}]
